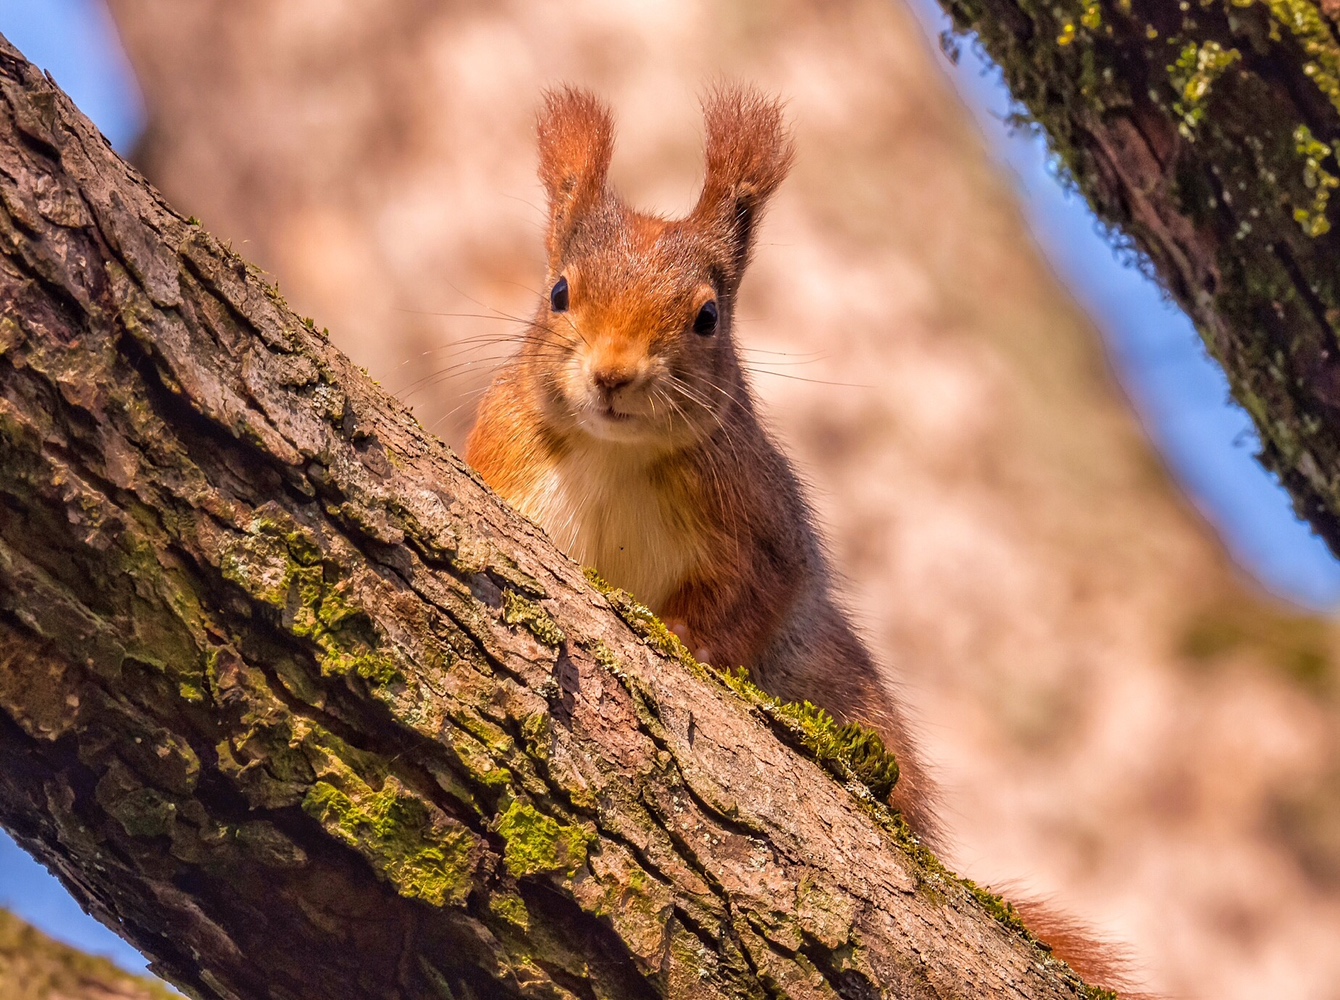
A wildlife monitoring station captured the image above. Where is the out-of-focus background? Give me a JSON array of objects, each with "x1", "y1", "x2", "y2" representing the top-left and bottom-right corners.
[{"x1": 5, "y1": 1, "x2": 1340, "y2": 996}]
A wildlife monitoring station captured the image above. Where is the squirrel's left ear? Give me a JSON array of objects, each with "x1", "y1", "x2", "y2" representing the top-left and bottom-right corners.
[
  {"x1": 537, "y1": 86, "x2": 615, "y2": 256},
  {"x1": 690, "y1": 85, "x2": 795, "y2": 284}
]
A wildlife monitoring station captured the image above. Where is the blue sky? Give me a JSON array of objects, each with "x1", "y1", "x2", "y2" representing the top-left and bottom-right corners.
[
  {"x1": 1, "y1": 0, "x2": 1339, "y2": 982},
  {"x1": 0, "y1": 0, "x2": 142, "y2": 151}
]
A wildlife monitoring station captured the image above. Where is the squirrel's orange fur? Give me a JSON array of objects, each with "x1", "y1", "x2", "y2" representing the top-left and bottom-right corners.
[{"x1": 467, "y1": 85, "x2": 1142, "y2": 996}]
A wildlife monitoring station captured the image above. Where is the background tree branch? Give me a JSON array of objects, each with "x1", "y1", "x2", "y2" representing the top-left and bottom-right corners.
[
  {"x1": 938, "y1": 0, "x2": 1340, "y2": 553},
  {"x1": 0, "y1": 910, "x2": 172, "y2": 1000},
  {"x1": 0, "y1": 34, "x2": 1103, "y2": 1000}
]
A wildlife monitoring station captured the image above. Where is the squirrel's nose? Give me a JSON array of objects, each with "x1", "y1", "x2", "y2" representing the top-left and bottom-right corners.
[{"x1": 591, "y1": 366, "x2": 636, "y2": 395}]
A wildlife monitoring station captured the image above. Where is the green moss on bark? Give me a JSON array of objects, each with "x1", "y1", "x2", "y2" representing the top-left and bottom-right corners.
[
  {"x1": 495, "y1": 799, "x2": 593, "y2": 878},
  {"x1": 718, "y1": 669, "x2": 901, "y2": 802},
  {"x1": 302, "y1": 776, "x2": 478, "y2": 907},
  {"x1": 501, "y1": 590, "x2": 566, "y2": 647},
  {"x1": 583, "y1": 568, "x2": 702, "y2": 672},
  {"x1": 219, "y1": 509, "x2": 403, "y2": 686}
]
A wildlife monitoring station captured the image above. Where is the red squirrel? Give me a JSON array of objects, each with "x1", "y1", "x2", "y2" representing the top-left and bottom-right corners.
[
  {"x1": 467, "y1": 85, "x2": 1140, "y2": 996},
  {"x1": 466, "y1": 84, "x2": 937, "y2": 838}
]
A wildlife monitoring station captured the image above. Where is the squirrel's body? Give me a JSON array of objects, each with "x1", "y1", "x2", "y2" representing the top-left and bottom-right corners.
[{"x1": 467, "y1": 84, "x2": 938, "y2": 838}]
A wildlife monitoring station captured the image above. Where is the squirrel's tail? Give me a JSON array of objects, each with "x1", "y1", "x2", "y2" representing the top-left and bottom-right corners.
[{"x1": 1008, "y1": 896, "x2": 1156, "y2": 999}]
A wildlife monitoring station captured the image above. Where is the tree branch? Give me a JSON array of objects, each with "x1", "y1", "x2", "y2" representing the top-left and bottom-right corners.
[
  {"x1": 938, "y1": 0, "x2": 1340, "y2": 554},
  {"x1": 0, "y1": 34, "x2": 1098, "y2": 1000}
]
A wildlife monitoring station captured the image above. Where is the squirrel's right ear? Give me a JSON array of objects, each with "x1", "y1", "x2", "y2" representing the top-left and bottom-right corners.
[{"x1": 537, "y1": 86, "x2": 615, "y2": 254}]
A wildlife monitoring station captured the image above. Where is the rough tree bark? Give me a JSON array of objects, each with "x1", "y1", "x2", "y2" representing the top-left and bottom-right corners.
[
  {"x1": 936, "y1": 0, "x2": 1340, "y2": 554},
  {"x1": 0, "y1": 34, "x2": 1106, "y2": 1000}
]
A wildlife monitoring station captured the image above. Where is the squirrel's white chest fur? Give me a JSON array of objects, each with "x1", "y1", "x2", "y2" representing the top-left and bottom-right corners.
[{"x1": 516, "y1": 443, "x2": 702, "y2": 611}]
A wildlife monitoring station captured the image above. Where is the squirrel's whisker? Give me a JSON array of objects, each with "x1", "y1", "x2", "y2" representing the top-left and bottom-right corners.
[
  {"x1": 739, "y1": 367, "x2": 872, "y2": 388},
  {"x1": 393, "y1": 308, "x2": 533, "y2": 326}
]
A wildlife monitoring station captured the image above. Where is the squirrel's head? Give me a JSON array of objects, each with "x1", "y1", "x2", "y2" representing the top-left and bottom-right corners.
[{"x1": 527, "y1": 84, "x2": 794, "y2": 448}]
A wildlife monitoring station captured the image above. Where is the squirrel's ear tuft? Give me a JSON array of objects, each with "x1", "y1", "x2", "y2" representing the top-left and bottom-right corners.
[
  {"x1": 691, "y1": 85, "x2": 795, "y2": 281},
  {"x1": 537, "y1": 86, "x2": 615, "y2": 253}
]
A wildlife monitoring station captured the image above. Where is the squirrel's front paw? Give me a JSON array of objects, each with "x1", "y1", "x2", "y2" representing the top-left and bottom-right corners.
[{"x1": 665, "y1": 618, "x2": 714, "y2": 666}]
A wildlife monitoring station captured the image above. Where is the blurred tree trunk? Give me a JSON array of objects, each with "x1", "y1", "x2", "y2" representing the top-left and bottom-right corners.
[
  {"x1": 0, "y1": 910, "x2": 173, "y2": 1000},
  {"x1": 0, "y1": 34, "x2": 1102, "y2": 1000},
  {"x1": 939, "y1": 0, "x2": 1340, "y2": 553}
]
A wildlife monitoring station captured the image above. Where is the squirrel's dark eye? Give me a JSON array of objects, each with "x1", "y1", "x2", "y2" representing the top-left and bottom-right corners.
[
  {"x1": 693, "y1": 300, "x2": 718, "y2": 336},
  {"x1": 550, "y1": 276, "x2": 570, "y2": 313}
]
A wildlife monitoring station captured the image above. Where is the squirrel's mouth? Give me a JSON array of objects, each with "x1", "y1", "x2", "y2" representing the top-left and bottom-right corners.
[
  {"x1": 580, "y1": 398, "x2": 634, "y2": 423},
  {"x1": 574, "y1": 401, "x2": 648, "y2": 442}
]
